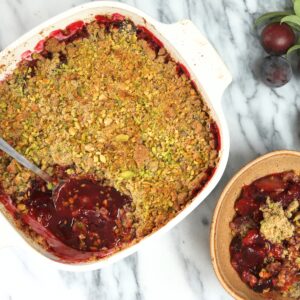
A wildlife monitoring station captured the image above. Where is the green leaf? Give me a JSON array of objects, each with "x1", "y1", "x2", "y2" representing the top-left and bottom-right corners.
[
  {"x1": 294, "y1": 0, "x2": 300, "y2": 17},
  {"x1": 281, "y1": 14, "x2": 300, "y2": 26},
  {"x1": 281, "y1": 15, "x2": 300, "y2": 31},
  {"x1": 287, "y1": 44, "x2": 300, "y2": 54},
  {"x1": 255, "y1": 11, "x2": 293, "y2": 27},
  {"x1": 268, "y1": 16, "x2": 291, "y2": 25},
  {"x1": 285, "y1": 21, "x2": 300, "y2": 31}
]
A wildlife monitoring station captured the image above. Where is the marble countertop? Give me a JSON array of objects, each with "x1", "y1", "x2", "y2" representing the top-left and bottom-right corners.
[{"x1": 0, "y1": 0, "x2": 298, "y2": 299}]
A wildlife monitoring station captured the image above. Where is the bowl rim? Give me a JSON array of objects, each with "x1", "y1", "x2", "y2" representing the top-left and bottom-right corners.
[{"x1": 210, "y1": 150, "x2": 300, "y2": 300}]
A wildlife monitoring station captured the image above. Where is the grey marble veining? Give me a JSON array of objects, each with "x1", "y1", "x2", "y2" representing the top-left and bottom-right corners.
[{"x1": 0, "y1": 0, "x2": 299, "y2": 299}]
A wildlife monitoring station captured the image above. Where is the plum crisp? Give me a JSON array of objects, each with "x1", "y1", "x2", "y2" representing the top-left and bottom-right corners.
[
  {"x1": 230, "y1": 171, "x2": 300, "y2": 298},
  {"x1": 0, "y1": 15, "x2": 219, "y2": 262}
]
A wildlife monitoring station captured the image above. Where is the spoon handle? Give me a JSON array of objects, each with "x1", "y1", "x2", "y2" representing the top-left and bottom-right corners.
[{"x1": 0, "y1": 138, "x2": 52, "y2": 183}]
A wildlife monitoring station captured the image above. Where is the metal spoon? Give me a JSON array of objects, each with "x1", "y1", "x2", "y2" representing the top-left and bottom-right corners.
[{"x1": 0, "y1": 138, "x2": 53, "y2": 183}]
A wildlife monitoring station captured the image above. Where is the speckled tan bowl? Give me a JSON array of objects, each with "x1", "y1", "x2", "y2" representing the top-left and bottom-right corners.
[{"x1": 210, "y1": 150, "x2": 300, "y2": 300}]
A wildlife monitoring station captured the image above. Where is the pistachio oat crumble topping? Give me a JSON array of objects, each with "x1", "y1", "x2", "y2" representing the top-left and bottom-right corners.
[
  {"x1": 0, "y1": 16, "x2": 219, "y2": 261},
  {"x1": 260, "y1": 198, "x2": 295, "y2": 244}
]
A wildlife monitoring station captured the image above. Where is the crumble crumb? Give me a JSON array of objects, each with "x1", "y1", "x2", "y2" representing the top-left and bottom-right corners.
[{"x1": 260, "y1": 198, "x2": 295, "y2": 244}]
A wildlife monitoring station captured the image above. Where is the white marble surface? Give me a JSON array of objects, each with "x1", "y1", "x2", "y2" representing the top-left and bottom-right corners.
[{"x1": 0, "y1": 0, "x2": 298, "y2": 299}]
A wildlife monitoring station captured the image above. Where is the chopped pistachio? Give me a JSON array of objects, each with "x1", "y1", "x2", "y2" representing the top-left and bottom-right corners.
[
  {"x1": 99, "y1": 154, "x2": 106, "y2": 163},
  {"x1": 68, "y1": 127, "x2": 76, "y2": 136},
  {"x1": 66, "y1": 169, "x2": 75, "y2": 175},
  {"x1": 46, "y1": 182, "x2": 54, "y2": 190},
  {"x1": 0, "y1": 102, "x2": 7, "y2": 109},
  {"x1": 84, "y1": 144, "x2": 95, "y2": 152},
  {"x1": 119, "y1": 170, "x2": 135, "y2": 179},
  {"x1": 286, "y1": 199, "x2": 299, "y2": 218},
  {"x1": 104, "y1": 118, "x2": 112, "y2": 126},
  {"x1": 115, "y1": 134, "x2": 129, "y2": 142}
]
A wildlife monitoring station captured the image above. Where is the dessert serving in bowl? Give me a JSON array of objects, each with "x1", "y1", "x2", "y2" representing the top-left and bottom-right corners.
[
  {"x1": 211, "y1": 151, "x2": 300, "y2": 300},
  {"x1": 0, "y1": 1, "x2": 231, "y2": 270}
]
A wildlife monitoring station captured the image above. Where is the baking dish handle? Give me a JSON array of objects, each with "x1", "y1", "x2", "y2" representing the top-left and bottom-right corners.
[{"x1": 158, "y1": 20, "x2": 232, "y2": 102}]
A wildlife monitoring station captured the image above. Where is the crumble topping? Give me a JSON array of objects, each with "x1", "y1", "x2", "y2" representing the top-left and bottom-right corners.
[
  {"x1": 0, "y1": 17, "x2": 219, "y2": 257},
  {"x1": 260, "y1": 198, "x2": 295, "y2": 244}
]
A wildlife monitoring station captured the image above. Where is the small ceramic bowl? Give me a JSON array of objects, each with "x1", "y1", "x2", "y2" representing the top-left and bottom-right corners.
[{"x1": 210, "y1": 150, "x2": 300, "y2": 300}]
